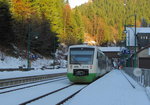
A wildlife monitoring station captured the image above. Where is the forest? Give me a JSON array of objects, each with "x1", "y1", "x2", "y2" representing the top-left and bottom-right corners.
[{"x1": 0, "y1": 0, "x2": 149, "y2": 57}]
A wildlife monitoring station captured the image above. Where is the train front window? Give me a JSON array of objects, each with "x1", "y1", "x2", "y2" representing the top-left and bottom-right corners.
[{"x1": 70, "y1": 48, "x2": 94, "y2": 64}]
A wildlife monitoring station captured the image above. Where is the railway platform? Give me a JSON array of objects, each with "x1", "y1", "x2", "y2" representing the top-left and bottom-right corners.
[{"x1": 66, "y1": 70, "x2": 150, "y2": 105}]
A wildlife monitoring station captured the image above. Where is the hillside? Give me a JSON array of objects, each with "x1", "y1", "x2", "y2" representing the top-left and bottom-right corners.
[
  {"x1": 77, "y1": 0, "x2": 150, "y2": 45},
  {"x1": 0, "y1": 0, "x2": 149, "y2": 58}
]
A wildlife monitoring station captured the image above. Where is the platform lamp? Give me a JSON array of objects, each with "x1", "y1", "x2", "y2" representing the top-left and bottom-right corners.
[
  {"x1": 27, "y1": 20, "x2": 31, "y2": 70},
  {"x1": 27, "y1": 22, "x2": 39, "y2": 70},
  {"x1": 124, "y1": 14, "x2": 137, "y2": 67}
]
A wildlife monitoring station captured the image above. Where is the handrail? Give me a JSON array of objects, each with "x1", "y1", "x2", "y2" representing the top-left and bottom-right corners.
[
  {"x1": 122, "y1": 67, "x2": 150, "y2": 87},
  {"x1": 0, "y1": 68, "x2": 34, "y2": 71}
]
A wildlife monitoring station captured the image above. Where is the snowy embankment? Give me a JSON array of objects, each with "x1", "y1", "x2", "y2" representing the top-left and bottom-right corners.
[
  {"x1": 66, "y1": 70, "x2": 150, "y2": 105},
  {"x1": 0, "y1": 55, "x2": 67, "y2": 79},
  {"x1": 0, "y1": 69, "x2": 67, "y2": 80},
  {"x1": 0, "y1": 56, "x2": 53, "y2": 69}
]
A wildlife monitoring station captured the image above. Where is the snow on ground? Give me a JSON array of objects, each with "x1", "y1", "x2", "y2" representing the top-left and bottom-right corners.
[
  {"x1": 29, "y1": 85, "x2": 86, "y2": 105},
  {"x1": 0, "y1": 56, "x2": 26, "y2": 68},
  {"x1": 146, "y1": 87, "x2": 150, "y2": 100},
  {"x1": 0, "y1": 55, "x2": 67, "y2": 79},
  {"x1": 0, "y1": 68, "x2": 67, "y2": 79},
  {"x1": 0, "y1": 56, "x2": 53, "y2": 69},
  {"x1": 65, "y1": 70, "x2": 150, "y2": 105},
  {"x1": 0, "y1": 79, "x2": 71, "y2": 105}
]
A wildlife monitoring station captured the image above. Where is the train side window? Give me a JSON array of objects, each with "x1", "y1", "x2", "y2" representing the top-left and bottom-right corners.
[
  {"x1": 100, "y1": 53, "x2": 104, "y2": 59},
  {"x1": 97, "y1": 53, "x2": 99, "y2": 59}
]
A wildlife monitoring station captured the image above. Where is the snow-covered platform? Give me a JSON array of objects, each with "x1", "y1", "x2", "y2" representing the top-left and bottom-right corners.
[{"x1": 67, "y1": 70, "x2": 150, "y2": 105}]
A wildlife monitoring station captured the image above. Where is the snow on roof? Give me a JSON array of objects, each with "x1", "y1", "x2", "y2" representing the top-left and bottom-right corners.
[
  {"x1": 126, "y1": 27, "x2": 150, "y2": 33},
  {"x1": 99, "y1": 47, "x2": 124, "y2": 52},
  {"x1": 136, "y1": 27, "x2": 150, "y2": 33},
  {"x1": 126, "y1": 27, "x2": 150, "y2": 34}
]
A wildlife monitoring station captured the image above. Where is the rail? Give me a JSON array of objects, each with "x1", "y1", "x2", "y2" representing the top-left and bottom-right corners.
[
  {"x1": 56, "y1": 86, "x2": 87, "y2": 105},
  {"x1": 0, "y1": 73, "x2": 66, "y2": 88},
  {"x1": 20, "y1": 84, "x2": 74, "y2": 105},
  {"x1": 122, "y1": 67, "x2": 150, "y2": 87}
]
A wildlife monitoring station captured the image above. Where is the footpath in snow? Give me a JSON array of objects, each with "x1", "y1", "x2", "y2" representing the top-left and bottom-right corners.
[{"x1": 66, "y1": 70, "x2": 150, "y2": 105}]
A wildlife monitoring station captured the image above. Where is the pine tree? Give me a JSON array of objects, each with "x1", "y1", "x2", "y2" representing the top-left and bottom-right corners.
[{"x1": 0, "y1": 0, "x2": 14, "y2": 46}]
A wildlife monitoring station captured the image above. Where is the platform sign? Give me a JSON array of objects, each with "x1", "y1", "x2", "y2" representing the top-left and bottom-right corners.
[
  {"x1": 122, "y1": 49, "x2": 130, "y2": 54},
  {"x1": 121, "y1": 48, "x2": 130, "y2": 54},
  {"x1": 121, "y1": 49, "x2": 135, "y2": 54},
  {"x1": 130, "y1": 50, "x2": 135, "y2": 54}
]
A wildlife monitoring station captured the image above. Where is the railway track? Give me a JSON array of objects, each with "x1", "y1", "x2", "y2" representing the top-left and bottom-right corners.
[
  {"x1": 19, "y1": 84, "x2": 87, "y2": 105},
  {"x1": 0, "y1": 77, "x2": 87, "y2": 105},
  {"x1": 0, "y1": 73, "x2": 66, "y2": 89}
]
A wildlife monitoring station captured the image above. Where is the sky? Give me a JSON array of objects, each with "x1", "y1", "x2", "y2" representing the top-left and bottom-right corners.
[{"x1": 68, "y1": 0, "x2": 89, "y2": 8}]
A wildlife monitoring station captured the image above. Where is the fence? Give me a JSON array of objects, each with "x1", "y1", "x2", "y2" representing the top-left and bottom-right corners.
[
  {"x1": 123, "y1": 67, "x2": 150, "y2": 87},
  {"x1": 0, "y1": 68, "x2": 34, "y2": 71}
]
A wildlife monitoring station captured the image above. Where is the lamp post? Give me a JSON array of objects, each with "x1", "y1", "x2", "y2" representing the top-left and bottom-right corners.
[
  {"x1": 27, "y1": 23, "x2": 31, "y2": 69},
  {"x1": 27, "y1": 22, "x2": 39, "y2": 70},
  {"x1": 124, "y1": 0, "x2": 137, "y2": 67},
  {"x1": 53, "y1": 36, "x2": 56, "y2": 69},
  {"x1": 124, "y1": 14, "x2": 137, "y2": 67},
  {"x1": 134, "y1": 14, "x2": 137, "y2": 67}
]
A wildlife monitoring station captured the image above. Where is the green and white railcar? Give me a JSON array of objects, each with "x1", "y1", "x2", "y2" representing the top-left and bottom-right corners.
[{"x1": 67, "y1": 45, "x2": 110, "y2": 83}]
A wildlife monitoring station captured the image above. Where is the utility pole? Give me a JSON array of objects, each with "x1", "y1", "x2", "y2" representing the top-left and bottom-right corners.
[
  {"x1": 124, "y1": 14, "x2": 137, "y2": 67},
  {"x1": 134, "y1": 14, "x2": 137, "y2": 67},
  {"x1": 53, "y1": 36, "x2": 56, "y2": 69},
  {"x1": 27, "y1": 23, "x2": 31, "y2": 69}
]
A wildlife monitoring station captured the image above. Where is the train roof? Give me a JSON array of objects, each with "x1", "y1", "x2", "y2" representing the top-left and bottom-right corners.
[
  {"x1": 69, "y1": 45, "x2": 104, "y2": 54},
  {"x1": 68, "y1": 45, "x2": 106, "y2": 56}
]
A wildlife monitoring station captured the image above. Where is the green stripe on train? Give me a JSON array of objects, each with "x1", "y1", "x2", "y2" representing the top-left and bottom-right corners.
[{"x1": 67, "y1": 73, "x2": 97, "y2": 83}]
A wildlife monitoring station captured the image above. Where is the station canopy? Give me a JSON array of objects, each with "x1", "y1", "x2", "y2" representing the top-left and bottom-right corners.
[{"x1": 99, "y1": 47, "x2": 124, "y2": 58}]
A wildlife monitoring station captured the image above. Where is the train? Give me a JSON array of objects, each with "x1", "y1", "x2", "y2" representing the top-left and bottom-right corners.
[{"x1": 67, "y1": 45, "x2": 112, "y2": 83}]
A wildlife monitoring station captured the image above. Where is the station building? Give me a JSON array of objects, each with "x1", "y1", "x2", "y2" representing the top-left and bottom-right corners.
[{"x1": 125, "y1": 27, "x2": 150, "y2": 69}]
